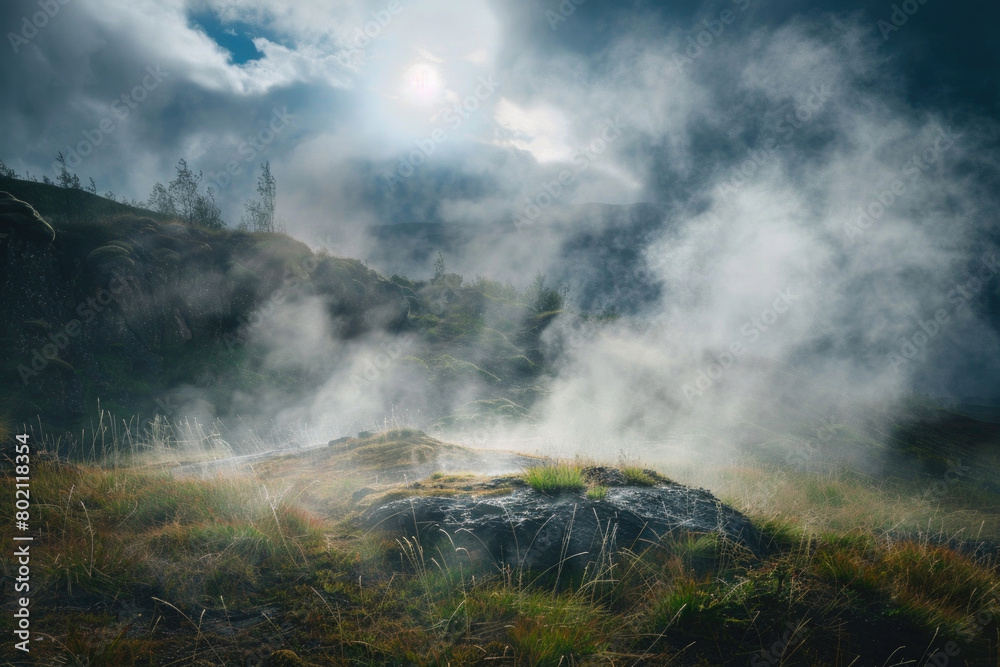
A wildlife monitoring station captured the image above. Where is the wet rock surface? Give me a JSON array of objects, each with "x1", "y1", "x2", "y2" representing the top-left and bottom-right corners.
[{"x1": 365, "y1": 480, "x2": 764, "y2": 572}]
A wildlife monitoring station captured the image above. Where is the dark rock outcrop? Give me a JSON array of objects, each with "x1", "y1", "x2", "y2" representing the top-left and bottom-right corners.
[
  {"x1": 0, "y1": 191, "x2": 55, "y2": 242},
  {"x1": 365, "y1": 481, "x2": 763, "y2": 573}
]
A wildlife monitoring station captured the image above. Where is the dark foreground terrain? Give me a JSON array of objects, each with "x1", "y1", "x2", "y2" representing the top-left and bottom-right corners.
[{"x1": 3, "y1": 427, "x2": 1000, "y2": 666}]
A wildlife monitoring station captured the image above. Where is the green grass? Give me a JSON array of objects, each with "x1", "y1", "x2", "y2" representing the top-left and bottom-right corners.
[
  {"x1": 6, "y1": 428, "x2": 1000, "y2": 666},
  {"x1": 522, "y1": 463, "x2": 586, "y2": 494},
  {"x1": 586, "y1": 485, "x2": 609, "y2": 500},
  {"x1": 621, "y1": 465, "x2": 658, "y2": 486}
]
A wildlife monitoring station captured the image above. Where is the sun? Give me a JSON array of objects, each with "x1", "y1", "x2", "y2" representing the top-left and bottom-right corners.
[{"x1": 403, "y1": 63, "x2": 443, "y2": 105}]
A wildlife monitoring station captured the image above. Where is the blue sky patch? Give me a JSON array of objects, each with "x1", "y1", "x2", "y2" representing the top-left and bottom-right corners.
[{"x1": 189, "y1": 10, "x2": 274, "y2": 65}]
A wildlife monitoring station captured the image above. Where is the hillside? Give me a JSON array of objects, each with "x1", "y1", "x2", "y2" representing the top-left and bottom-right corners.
[
  {"x1": 361, "y1": 203, "x2": 669, "y2": 313},
  {"x1": 0, "y1": 181, "x2": 565, "y2": 445},
  {"x1": 0, "y1": 175, "x2": 175, "y2": 226},
  {"x1": 5, "y1": 183, "x2": 1000, "y2": 666}
]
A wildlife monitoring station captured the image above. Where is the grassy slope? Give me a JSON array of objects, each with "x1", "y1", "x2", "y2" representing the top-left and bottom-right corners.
[
  {"x1": 0, "y1": 178, "x2": 570, "y2": 446},
  {"x1": 1, "y1": 178, "x2": 566, "y2": 442},
  {"x1": 1, "y1": 204, "x2": 341, "y2": 435},
  {"x1": 0, "y1": 175, "x2": 175, "y2": 225},
  {"x1": 3, "y1": 428, "x2": 1000, "y2": 666}
]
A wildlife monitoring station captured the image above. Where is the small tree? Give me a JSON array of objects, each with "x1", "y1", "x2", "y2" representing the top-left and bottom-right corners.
[
  {"x1": 194, "y1": 186, "x2": 224, "y2": 230},
  {"x1": 239, "y1": 162, "x2": 276, "y2": 233},
  {"x1": 257, "y1": 162, "x2": 276, "y2": 231},
  {"x1": 148, "y1": 159, "x2": 226, "y2": 228},
  {"x1": 433, "y1": 252, "x2": 446, "y2": 280},
  {"x1": 55, "y1": 152, "x2": 81, "y2": 189},
  {"x1": 0, "y1": 158, "x2": 17, "y2": 179},
  {"x1": 147, "y1": 182, "x2": 175, "y2": 215},
  {"x1": 524, "y1": 272, "x2": 565, "y2": 313},
  {"x1": 168, "y1": 159, "x2": 201, "y2": 224}
]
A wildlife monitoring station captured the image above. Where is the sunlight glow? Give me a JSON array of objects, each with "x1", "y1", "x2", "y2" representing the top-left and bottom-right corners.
[{"x1": 403, "y1": 62, "x2": 443, "y2": 105}]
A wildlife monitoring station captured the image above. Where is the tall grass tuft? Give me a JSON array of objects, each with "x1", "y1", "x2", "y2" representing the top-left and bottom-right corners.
[
  {"x1": 522, "y1": 463, "x2": 586, "y2": 494},
  {"x1": 621, "y1": 465, "x2": 657, "y2": 486}
]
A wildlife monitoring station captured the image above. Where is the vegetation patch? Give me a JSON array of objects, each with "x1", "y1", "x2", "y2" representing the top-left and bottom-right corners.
[
  {"x1": 522, "y1": 463, "x2": 586, "y2": 494},
  {"x1": 5, "y1": 429, "x2": 1000, "y2": 665},
  {"x1": 621, "y1": 465, "x2": 659, "y2": 486}
]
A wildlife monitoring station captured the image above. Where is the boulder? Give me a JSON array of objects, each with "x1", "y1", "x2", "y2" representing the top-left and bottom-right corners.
[{"x1": 365, "y1": 479, "x2": 764, "y2": 573}]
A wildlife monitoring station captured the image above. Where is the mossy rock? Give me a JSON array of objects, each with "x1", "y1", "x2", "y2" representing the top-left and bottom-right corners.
[
  {"x1": 153, "y1": 247, "x2": 182, "y2": 263},
  {"x1": 0, "y1": 191, "x2": 55, "y2": 242},
  {"x1": 86, "y1": 244, "x2": 131, "y2": 263},
  {"x1": 348, "y1": 429, "x2": 454, "y2": 469},
  {"x1": 105, "y1": 239, "x2": 134, "y2": 252},
  {"x1": 86, "y1": 244, "x2": 136, "y2": 272}
]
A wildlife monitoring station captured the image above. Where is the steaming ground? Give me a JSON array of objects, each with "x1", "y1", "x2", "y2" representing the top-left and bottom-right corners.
[
  {"x1": 50, "y1": 10, "x2": 999, "y2": 479},
  {"x1": 7, "y1": 4, "x2": 1000, "y2": 662},
  {"x1": 289, "y1": 16, "x2": 996, "y2": 477}
]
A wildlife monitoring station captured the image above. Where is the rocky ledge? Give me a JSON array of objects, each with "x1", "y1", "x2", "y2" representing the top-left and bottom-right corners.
[{"x1": 364, "y1": 467, "x2": 764, "y2": 573}]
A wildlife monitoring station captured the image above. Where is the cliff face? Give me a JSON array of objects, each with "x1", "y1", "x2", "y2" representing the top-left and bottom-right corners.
[{"x1": 0, "y1": 190, "x2": 409, "y2": 432}]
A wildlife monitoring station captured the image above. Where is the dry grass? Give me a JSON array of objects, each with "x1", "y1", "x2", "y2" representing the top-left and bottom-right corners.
[{"x1": 5, "y1": 429, "x2": 1000, "y2": 665}]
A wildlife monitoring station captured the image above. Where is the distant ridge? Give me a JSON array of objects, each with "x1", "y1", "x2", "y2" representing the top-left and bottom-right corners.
[{"x1": 362, "y1": 202, "x2": 671, "y2": 312}]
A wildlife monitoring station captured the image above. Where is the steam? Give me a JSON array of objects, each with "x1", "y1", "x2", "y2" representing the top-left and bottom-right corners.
[
  {"x1": 510, "y1": 16, "x2": 1000, "y2": 465},
  {"x1": 18, "y1": 2, "x2": 996, "y2": 471},
  {"x1": 202, "y1": 13, "x2": 999, "y2": 474}
]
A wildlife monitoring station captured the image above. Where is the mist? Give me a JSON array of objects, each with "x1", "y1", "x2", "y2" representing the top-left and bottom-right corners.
[
  {"x1": 148, "y1": 9, "x2": 995, "y2": 483},
  {"x1": 3, "y1": 0, "x2": 999, "y2": 476}
]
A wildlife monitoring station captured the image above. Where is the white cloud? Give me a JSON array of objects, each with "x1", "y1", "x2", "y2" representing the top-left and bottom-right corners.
[{"x1": 493, "y1": 98, "x2": 573, "y2": 162}]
